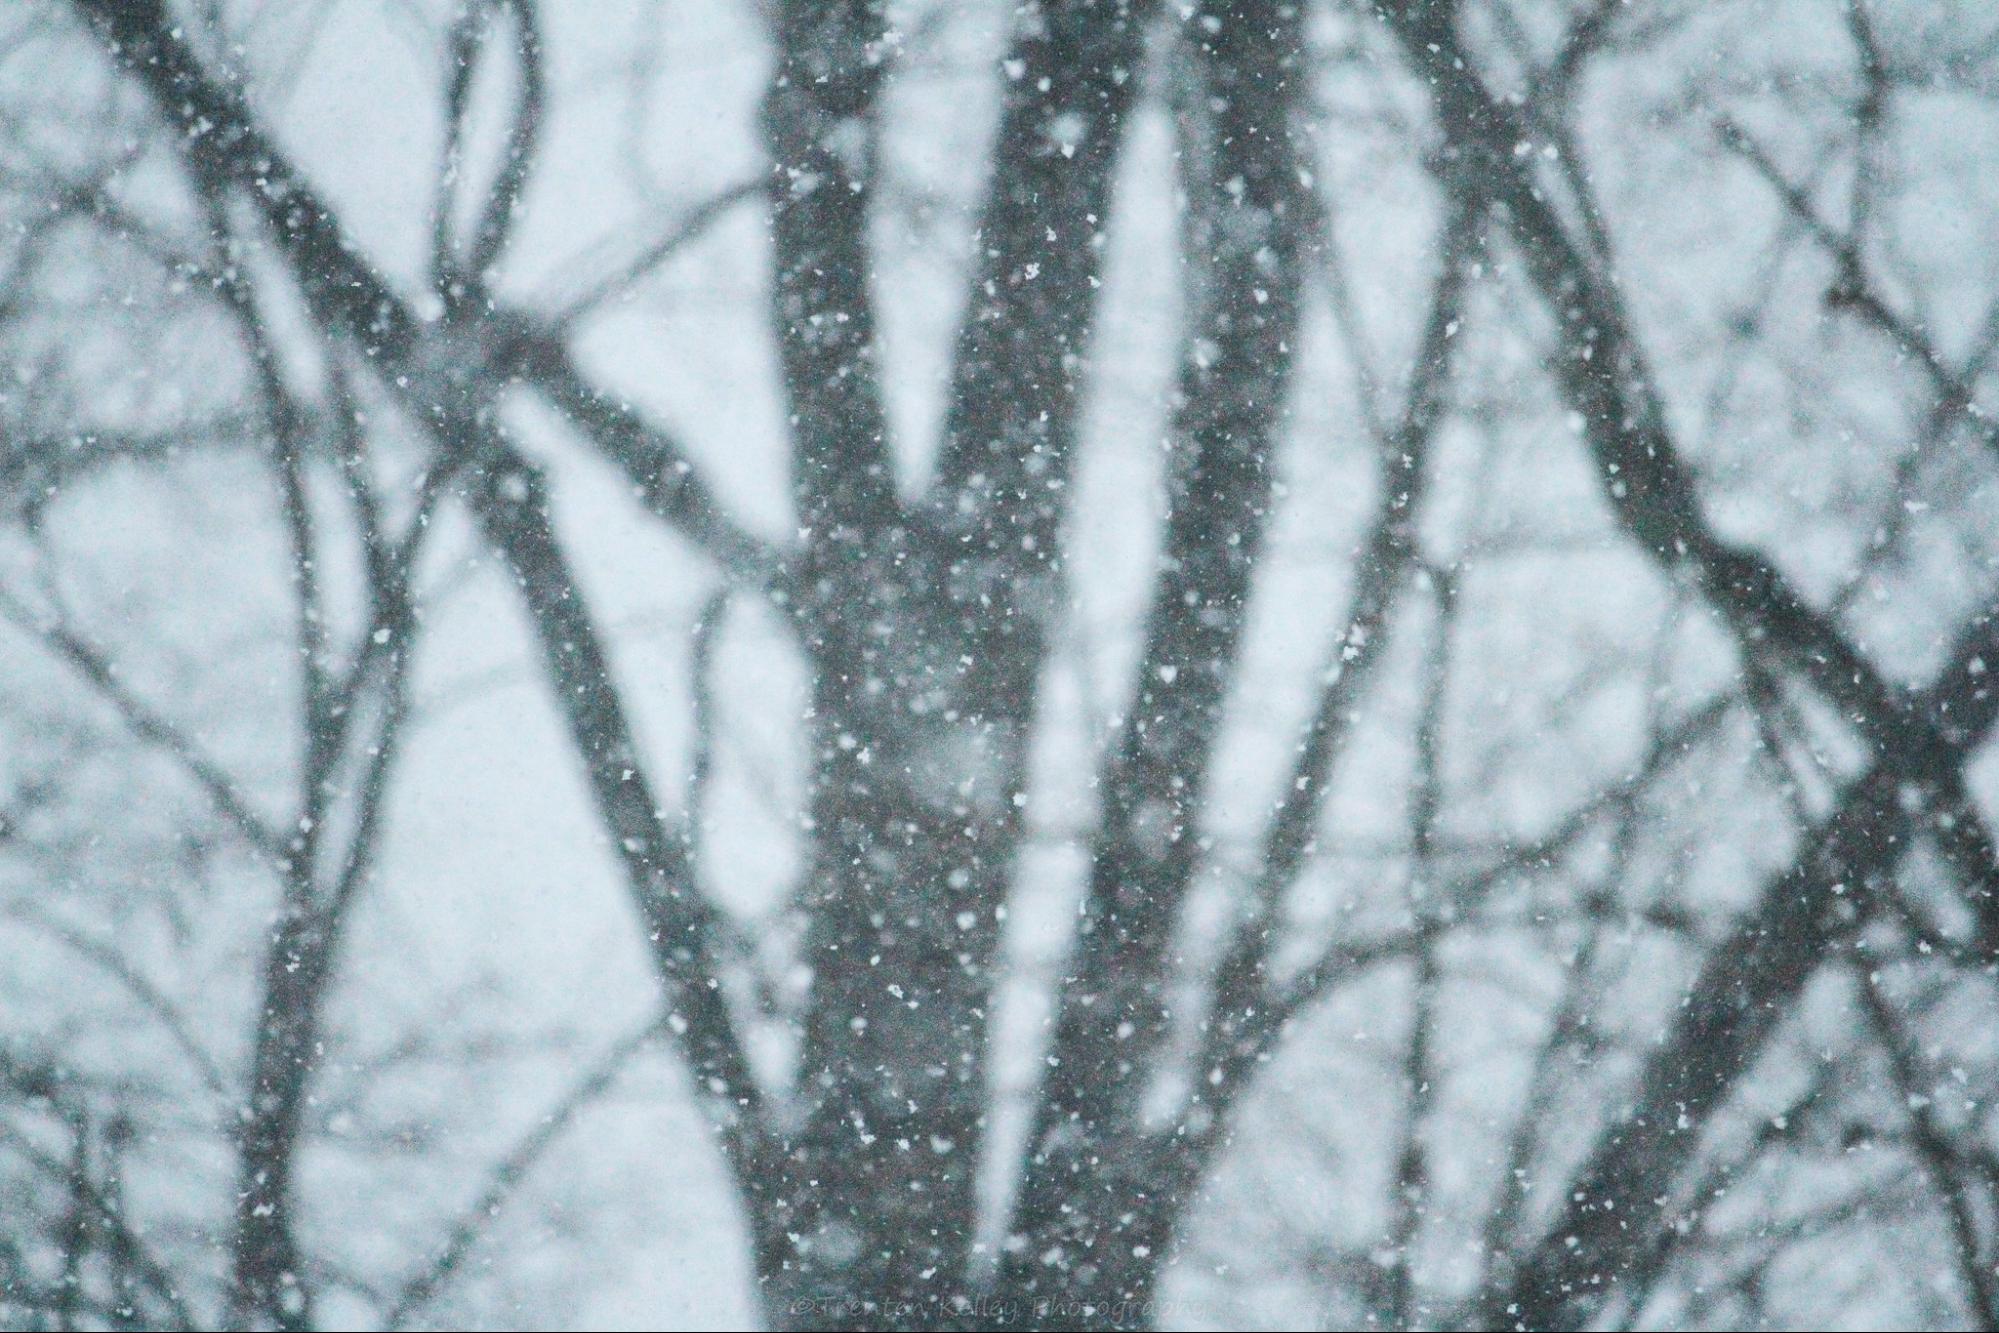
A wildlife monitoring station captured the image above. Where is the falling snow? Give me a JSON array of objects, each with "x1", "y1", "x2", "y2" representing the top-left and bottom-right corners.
[{"x1": 2, "y1": 1, "x2": 1998, "y2": 1331}]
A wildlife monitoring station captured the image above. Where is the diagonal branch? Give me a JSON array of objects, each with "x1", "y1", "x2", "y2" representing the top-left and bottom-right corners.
[
  {"x1": 76, "y1": 0, "x2": 781, "y2": 1265},
  {"x1": 1007, "y1": 0, "x2": 1309, "y2": 1276},
  {"x1": 1854, "y1": 966, "x2": 1999, "y2": 1328},
  {"x1": 0, "y1": 1105, "x2": 199, "y2": 1331},
  {"x1": 1377, "y1": 1, "x2": 1942, "y2": 776},
  {"x1": 6, "y1": 906, "x2": 231, "y2": 1099},
  {"x1": 1222, "y1": 194, "x2": 1479, "y2": 986},
  {"x1": 923, "y1": 0, "x2": 1159, "y2": 615},
  {"x1": 1715, "y1": 115, "x2": 1999, "y2": 461},
  {"x1": 545, "y1": 179, "x2": 763, "y2": 330},
  {"x1": 456, "y1": 434, "x2": 773, "y2": 1203},
  {"x1": 70, "y1": 0, "x2": 782, "y2": 591},
  {"x1": 1368, "y1": 6, "x2": 1999, "y2": 1324},
  {"x1": 1485, "y1": 601, "x2": 1999, "y2": 1330},
  {"x1": 0, "y1": 594, "x2": 286, "y2": 863},
  {"x1": 1166, "y1": 691, "x2": 1736, "y2": 1213},
  {"x1": 385, "y1": 1012, "x2": 669, "y2": 1328}
]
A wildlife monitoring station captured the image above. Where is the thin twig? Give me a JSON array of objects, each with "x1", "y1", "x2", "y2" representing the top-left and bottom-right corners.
[{"x1": 384, "y1": 1013, "x2": 669, "y2": 1326}]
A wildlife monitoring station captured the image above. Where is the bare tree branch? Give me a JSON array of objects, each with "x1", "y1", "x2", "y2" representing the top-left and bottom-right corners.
[
  {"x1": 69, "y1": 0, "x2": 784, "y2": 591},
  {"x1": 386, "y1": 1012, "x2": 669, "y2": 1328},
  {"x1": 1010, "y1": 0, "x2": 1311, "y2": 1287}
]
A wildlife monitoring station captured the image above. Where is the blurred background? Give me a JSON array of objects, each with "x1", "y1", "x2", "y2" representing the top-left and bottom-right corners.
[{"x1": 3, "y1": 1, "x2": 1999, "y2": 1328}]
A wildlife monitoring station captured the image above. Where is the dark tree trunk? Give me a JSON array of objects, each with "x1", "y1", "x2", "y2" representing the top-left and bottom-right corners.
[
  {"x1": 231, "y1": 903, "x2": 331, "y2": 1332},
  {"x1": 1003, "y1": 0, "x2": 1310, "y2": 1319},
  {"x1": 752, "y1": 0, "x2": 1157, "y2": 1324}
]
